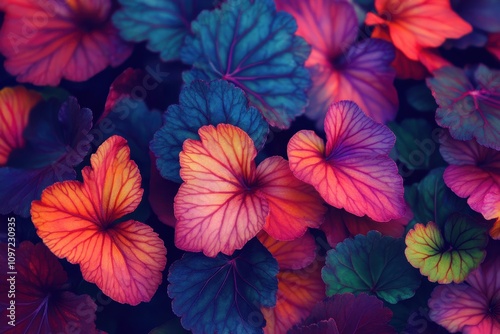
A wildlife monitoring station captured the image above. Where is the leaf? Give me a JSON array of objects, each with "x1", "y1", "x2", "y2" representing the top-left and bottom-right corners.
[
  {"x1": 365, "y1": 0, "x2": 472, "y2": 61},
  {"x1": 405, "y1": 84, "x2": 438, "y2": 112},
  {"x1": 31, "y1": 136, "x2": 167, "y2": 305},
  {"x1": 0, "y1": 97, "x2": 93, "y2": 217},
  {"x1": 167, "y1": 238, "x2": 279, "y2": 334},
  {"x1": 255, "y1": 156, "x2": 326, "y2": 240},
  {"x1": 405, "y1": 168, "x2": 469, "y2": 230},
  {"x1": 320, "y1": 206, "x2": 408, "y2": 248},
  {"x1": 439, "y1": 132, "x2": 500, "y2": 220},
  {"x1": 151, "y1": 79, "x2": 268, "y2": 183},
  {"x1": 0, "y1": 0, "x2": 132, "y2": 85},
  {"x1": 322, "y1": 231, "x2": 421, "y2": 304},
  {"x1": 113, "y1": 0, "x2": 213, "y2": 62},
  {"x1": 262, "y1": 261, "x2": 325, "y2": 334},
  {"x1": 428, "y1": 257, "x2": 500, "y2": 333},
  {"x1": 290, "y1": 293, "x2": 396, "y2": 334},
  {"x1": 257, "y1": 231, "x2": 317, "y2": 270},
  {"x1": 288, "y1": 101, "x2": 405, "y2": 222},
  {"x1": 0, "y1": 242, "x2": 99, "y2": 334},
  {"x1": 277, "y1": 0, "x2": 398, "y2": 126},
  {"x1": 180, "y1": 0, "x2": 311, "y2": 129},
  {"x1": 405, "y1": 215, "x2": 488, "y2": 284},
  {"x1": 427, "y1": 64, "x2": 500, "y2": 150},
  {"x1": 174, "y1": 124, "x2": 268, "y2": 256},
  {"x1": 388, "y1": 118, "x2": 445, "y2": 170},
  {"x1": 175, "y1": 124, "x2": 325, "y2": 257},
  {"x1": 276, "y1": 0, "x2": 359, "y2": 67},
  {"x1": 0, "y1": 86, "x2": 42, "y2": 165}
]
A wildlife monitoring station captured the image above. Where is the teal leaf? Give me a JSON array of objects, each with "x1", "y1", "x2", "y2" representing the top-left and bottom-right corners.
[
  {"x1": 167, "y1": 238, "x2": 279, "y2": 334},
  {"x1": 426, "y1": 64, "x2": 500, "y2": 150},
  {"x1": 150, "y1": 79, "x2": 268, "y2": 183},
  {"x1": 180, "y1": 0, "x2": 311, "y2": 129},
  {"x1": 322, "y1": 231, "x2": 421, "y2": 304},
  {"x1": 113, "y1": 0, "x2": 213, "y2": 62}
]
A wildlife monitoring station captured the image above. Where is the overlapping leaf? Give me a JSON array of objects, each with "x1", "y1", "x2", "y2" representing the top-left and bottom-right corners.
[
  {"x1": 113, "y1": 0, "x2": 213, "y2": 62},
  {"x1": 439, "y1": 132, "x2": 500, "y2": 219},
  {"x1": 167, "y1": 238, "x2": 279, "y2": 334},
  {"x1": 322, "y1": 231, "x2": 421, "y2": 304},
  {"x1": 365, "y1": 0, "x2": 472, "y2": 61},
  {"x1": 31, "y1": 136, "x2": 167, "y2": 305},
  {"x1": 0, "y1": 242, "x2": 99, "y2": 333},
  {"x1": 0, "y1": 86, "x2": 41, "y2": 165},
  {"x1": 277, "y1": 0, "x2": 398, "y2": 126},
  {"x1": 181, "y1": 0, "x2": 311, "y2": 128},
  {"x1": 405, "y1": 215, "x2": 488, "y2": 284},
  {"x1": 262, "y1": 262, "x2": 325, "y2": 334},
  {"x1": 151, "y1": 80, "x2": 268, "y2": 183},
  {"x1": 428, "y1": 257, "x2": 500, "y2": 333},
  {"x1": 288, "y1": 101, "x2": 405, "y2": 222},
  {"x1": 99, "y1": 97, "x2": 162, "y2": 178},
  {"x1": 0, "y1": 96, "x2": 92, "y2": 217},
  {"x1": 0, "y1": 0, "x2": 132, "y2": 85},
  {"x1": 482, "y1": 192, "x2": 500, "y2": 239},
  {"x1": 175, "y1": 124, "x2": 325, "y2": 257},
  {"x1": 257, "y1": 231, "x2": 317, "y2": 270},
  {"x1": 427, "y1": 65, "x2": 500, "y2": 150}
]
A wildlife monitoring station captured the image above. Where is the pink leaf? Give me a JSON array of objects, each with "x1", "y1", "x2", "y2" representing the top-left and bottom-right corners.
[{"x1": 288, "y1": 101, "x2": 405, "y2": 222}]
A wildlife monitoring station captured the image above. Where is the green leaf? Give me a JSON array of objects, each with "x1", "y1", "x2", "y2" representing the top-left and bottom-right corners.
[
  {"x1": 322, "y1": 231, "x2": 421, "y2": 304},
  {"x1": 405, "y1": 215, "x2": 488, "y2": 284}
]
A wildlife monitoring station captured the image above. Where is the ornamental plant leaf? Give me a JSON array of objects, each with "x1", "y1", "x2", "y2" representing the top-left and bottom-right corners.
[
  {"x1": 31, "y1": 136, "x2": 167, "y2": 306},
  {"x1": 405, "y1": 215, "x2": 488, "y2": 284},
  {"x1": 174, "y1": 124, "x2": 325, "y2": 257},
  {"x1": 180, "y1": 0, "x2": 311, "y2": 129},
  {"x1": 288, "y1": 101, "x2": 405, "y2": 222},
  {"x1": 151, "y1": 79, "x2": 268, "y2": 183},
  {"x1": 167, "y1": 238, "x2": 279, "y2": 334},
  {"x1": 322, "y1": 231, "x2": 421, "y2": 304},
  {"x1": 439, "y1": 131, "x2": 500, "y2": 221},
  {"x1": 428, "y1": 257, "x2": 500, "y2": 333},
  {"x1": 0, "y1": 96, "x2": 92, "y2": 217},
  {"x1": 0, "y1": 242, "x2": 99, "y2": 333},
  {"x1": 427, "y1": 64, "x2": 500, "y2": 150},
  {"x1": 113, "y1": 0, "x2": 213, "y2": 62},
  {"x1": 276, "y1": 0, "x2": 398, "y2": 126}
]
